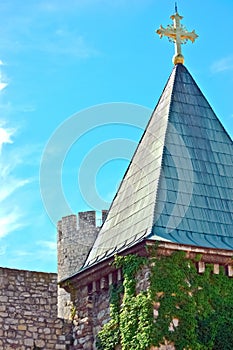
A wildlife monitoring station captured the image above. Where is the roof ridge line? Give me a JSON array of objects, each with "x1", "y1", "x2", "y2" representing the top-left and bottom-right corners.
[{"x1": 150, "y1": 64, "x2": 179, "y2": 237}]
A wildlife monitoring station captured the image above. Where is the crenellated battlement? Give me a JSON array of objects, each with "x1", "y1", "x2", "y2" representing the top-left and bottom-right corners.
[
  {"x1": 57, "y1": 210, "x2": 108, "y2": 319},
  {"x1": 57, "y1": 211, "x2": 108, "y2": 242}
]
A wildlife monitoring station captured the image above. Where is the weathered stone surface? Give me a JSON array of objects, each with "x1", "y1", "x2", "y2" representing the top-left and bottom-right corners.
[
  {"x1": 2, "y1": 210, "x2": 232, "y2": 350},
  {"x1": 0, "y1": 267, "x2": 71, "y2": 349},
  {"x1": 57, "y1": 212, "x2": 102, "y2": 319}
]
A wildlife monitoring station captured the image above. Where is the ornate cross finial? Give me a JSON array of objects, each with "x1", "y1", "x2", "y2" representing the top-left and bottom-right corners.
[{"x1": 156, "y1": 9, "x2": 198, "y2": 65}]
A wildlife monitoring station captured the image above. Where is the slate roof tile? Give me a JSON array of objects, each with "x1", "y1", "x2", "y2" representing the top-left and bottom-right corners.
[{"x1": 83, "y1": 64, "x2": 233, "y2": 269}]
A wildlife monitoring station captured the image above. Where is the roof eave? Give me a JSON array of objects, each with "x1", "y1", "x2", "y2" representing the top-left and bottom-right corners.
[{"x1": 59, "y1": 238, "x2": 233, "y2": 290}]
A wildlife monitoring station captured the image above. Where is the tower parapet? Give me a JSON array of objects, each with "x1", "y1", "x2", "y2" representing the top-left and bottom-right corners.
[{"x1": 57, "y1": 210, "x2": 107, "y2": 319}]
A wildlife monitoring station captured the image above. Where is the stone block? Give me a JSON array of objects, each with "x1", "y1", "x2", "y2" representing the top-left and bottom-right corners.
[
  {"x1": 0, "y1": 295, "x2": 8, "y2": 302},
  {"x1": 18, "y1": 325, "x2": 27, "y2": 331},
  {"x1": 55, "y1": 345, "x2": 66, "y2": 349},
  {"x1": 35, "y1": 339, "x2": 46, "y2": 347},
  {"x1": 24, "y1": 338, "x2": 34, "y2": 346}
]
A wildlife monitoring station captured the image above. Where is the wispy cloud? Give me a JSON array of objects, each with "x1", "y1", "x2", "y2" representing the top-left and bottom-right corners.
[
  {"x1": 0, "y1": 57, "x2": 40, "y2": 240},
  {"x1": 0, "y1": 102, "x2": 36, "y2": 116},
  {"x1": 0, "y1": 60, "x2": 8, "y2": 91},
  {"x1": 0, "y1": 5, "x2": 99, "y2": 60},
  {"x1": 13, "y1": 249, "x2": 33, "y2": 257},
  {"x1": 0, "y1": 82, "x2": 7, "y2": 91},
  {"x1": 37, "y1": 240, "x2": 56, "y2": 251},
  {"x1": 0, "y1": 178, "x2": 30, "y2": 202},
  {"x1": 0, "y1": 124, "x2": 39, "y2": 238},
  {"x1": 0, "y1": 125, "x2": 14, "y2": 151},
  {"x1": 211, "y1": 55, "x2": 233, "y2": 73},
  {"x1": 0, "y1": 0, "x2": 151, "y2": 61},
  {"x1": 40, "y1": 30, "x2": 99, "y2": 59},
  {"x1": 0, "y1": 207, "x2": 25, "y2": 238},
  {"x1": 8, "y1": 242, "x2": 57, "y2": 272}
]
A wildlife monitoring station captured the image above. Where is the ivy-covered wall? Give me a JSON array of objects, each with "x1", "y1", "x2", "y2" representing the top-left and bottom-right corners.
[{"x1": 97, "y1": 251, "x2": 233, "y2": 350}]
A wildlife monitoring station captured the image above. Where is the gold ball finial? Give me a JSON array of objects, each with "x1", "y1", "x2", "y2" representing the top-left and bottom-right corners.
[{"x1": 173, "y1": 53, "x2": 184, "y2": 65}]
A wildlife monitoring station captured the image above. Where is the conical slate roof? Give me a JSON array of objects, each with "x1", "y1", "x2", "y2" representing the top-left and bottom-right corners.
[{"x1": 84, "y1": 64, "x2": 233, "y2": 268}]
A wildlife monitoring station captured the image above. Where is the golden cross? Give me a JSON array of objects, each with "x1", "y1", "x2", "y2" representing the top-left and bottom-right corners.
[{"x1": 156, "y1": 10, "x2": 198, "y2": 65}]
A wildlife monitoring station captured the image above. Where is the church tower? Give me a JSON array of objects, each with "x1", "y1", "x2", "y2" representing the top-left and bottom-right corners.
[{"x1": 58, "y1": 7, "x2": 233, "y2": 349}]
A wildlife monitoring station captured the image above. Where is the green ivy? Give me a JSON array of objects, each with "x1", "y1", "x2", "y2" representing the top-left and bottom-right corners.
[
  {"x1": 96, "y1": 250, "x2": 233, "y2": 350},
  {"x1": 96, "y1": 283, "x2": 122, "y2": 350}
]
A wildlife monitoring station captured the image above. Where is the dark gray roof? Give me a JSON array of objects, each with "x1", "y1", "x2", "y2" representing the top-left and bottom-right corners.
[{"x1": 84, "y1": 64, "x2": 233, "y2": 269}]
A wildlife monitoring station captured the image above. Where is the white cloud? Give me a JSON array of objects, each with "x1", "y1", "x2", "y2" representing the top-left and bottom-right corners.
[
  {"x1": 0, "y1": 178, "x2": 30, "y2": 202},
  {"x1": 40, "y1": 31, "x2": 99, "y2": 59},
  {"x1": 0, "y1": 6, "x2": 98, "y2": 61},
  {"x1": 0, "y1": 6, "x2": 99, "y2": 60},
  {"x1": 0, "y1": 207, "x2": 25, "y2": 238},
  {"x1": 0, "y1": 82, "x2": 7, "y2": 91},
  {"x1": 37, "y1": 240, "x2": 56, "y2": 251},
  {"x1": 211, "y1": 55, "x2": 233, "y2": 73},
  {"x1": 13, "y1": 249, "x2": 33, "y2": 257},
  {"x1": 0, "y1": 125, "x2": 14, "y2": 151},
  {"x1": 0, "y1": 60, "x2": 8, "y2": 91},
  {"x1": 0, "y1": 101, "x2": 36, "y2": 116},
  {"x1": 0, "y1": 124, "x2": 38, "y2": 238}
]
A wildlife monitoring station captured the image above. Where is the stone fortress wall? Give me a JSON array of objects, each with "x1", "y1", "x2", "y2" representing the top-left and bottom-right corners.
[
  {"x1": 0, "y1": 267, "x2": 70, "y2": 350},
  {"x1": 0, "y1": 211, "x2": 106, "y2": 349},
  {"x1": 1, "y1": 210, "x2": 232, "y2": 349}
]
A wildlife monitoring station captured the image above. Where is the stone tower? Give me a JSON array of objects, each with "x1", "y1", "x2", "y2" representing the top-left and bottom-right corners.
[{"x1": 57, "y1": 210, "x2": 107, "y2": 319}]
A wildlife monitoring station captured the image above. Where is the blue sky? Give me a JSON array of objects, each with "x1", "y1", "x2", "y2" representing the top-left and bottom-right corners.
[{"x1": 0, "y1": 0, "x2": 233, "y2": 272}]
